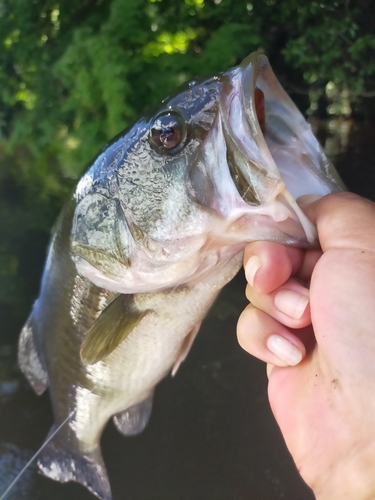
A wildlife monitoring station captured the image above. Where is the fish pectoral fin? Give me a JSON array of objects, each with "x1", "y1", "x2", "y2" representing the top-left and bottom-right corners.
[
  {"x1": 172, "y1": 323, "x2": 201, "y2": 377},
  {"x1": 113, "y1": 394, "x2": 154, "y2": 436},
  {"x1": 80, "y1": 294, "x2": 150, "y2": 365},
  {"x1": 18, "y1": 310, "x2": 49, "y2": 395},
  {"x1": 38, "y1": 426, "x2": 111, "y2": 500}
]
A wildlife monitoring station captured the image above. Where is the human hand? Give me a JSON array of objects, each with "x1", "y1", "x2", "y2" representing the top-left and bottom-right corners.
[{"x1": 237, "y1": 192, "x2": 375, "y2": 500}]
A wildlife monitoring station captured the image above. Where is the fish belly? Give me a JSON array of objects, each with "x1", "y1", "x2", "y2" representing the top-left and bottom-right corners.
[
  {"x1": 60, "y1": 258, "x2": 243, "y2": 450},
  {"x1": 31, "y1": 252, "x2": 242, "y2": 499}
]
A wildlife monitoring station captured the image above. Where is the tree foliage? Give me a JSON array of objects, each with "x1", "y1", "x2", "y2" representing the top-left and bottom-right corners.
[
  {"x1": 1, "y1": 0, "x2": 374, "y2": 182},
  {"x1": 3, "y1": 0, "x2": 251, "y2": 179}
]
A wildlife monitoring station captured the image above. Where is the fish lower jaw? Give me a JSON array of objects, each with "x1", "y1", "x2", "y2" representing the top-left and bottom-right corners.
[
  {"x1": 74, "y1": 240, "x2": 246, "y2": 294},
  {"x1": 218, "y1": 193, "x2": 317, "y2": 246}
]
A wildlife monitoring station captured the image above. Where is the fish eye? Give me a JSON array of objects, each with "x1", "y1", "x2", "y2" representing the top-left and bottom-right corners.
[{"x1": 149, "y1": 112, "x2": 187, "y2": 153}]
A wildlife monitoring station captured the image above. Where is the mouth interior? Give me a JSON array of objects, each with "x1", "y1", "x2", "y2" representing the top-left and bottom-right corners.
[
  {"x1": 254, "y1": 88, "x2": 265, "y2": 134},
  {"x1": 247, "y1": 53, "x2": 342, "y2": 201}
]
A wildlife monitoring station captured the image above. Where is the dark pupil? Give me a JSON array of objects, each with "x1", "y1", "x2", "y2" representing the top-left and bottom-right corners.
[{"x1": 152, "y1": 117, "x2": 182, "y2": 149}]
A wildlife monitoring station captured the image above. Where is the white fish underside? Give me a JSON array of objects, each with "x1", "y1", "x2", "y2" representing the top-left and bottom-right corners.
[{"x1": 65, "y1": 256, "x2": 243, "y2": 451}]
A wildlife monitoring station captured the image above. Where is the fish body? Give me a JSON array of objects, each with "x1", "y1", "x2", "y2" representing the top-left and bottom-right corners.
[
  {"x1": 20, "y1": 199, "x2": 241, "y2": 498},
  {"x1": 18, "y1": 53, "x2": 343, "y2": 499}
]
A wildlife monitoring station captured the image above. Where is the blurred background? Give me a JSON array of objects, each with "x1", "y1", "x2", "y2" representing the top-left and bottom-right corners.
[{"x1": 0, "y1": 0, "x2": 374, "y2": 498}]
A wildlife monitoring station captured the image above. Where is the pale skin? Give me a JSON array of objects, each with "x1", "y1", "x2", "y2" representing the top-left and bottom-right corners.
[{"x1": 237, "y1": 192, "x2": 375, "y2": 500}]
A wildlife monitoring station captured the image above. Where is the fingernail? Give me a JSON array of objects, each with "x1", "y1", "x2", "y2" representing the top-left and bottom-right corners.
[
  {"x1": 274, "y1": 289, "x2": 309, "y2": 319},
  {"x1": 245, "y1": 255, "x2": 261, "y2": 287},
  {"x1": 267, "y1": 335, "x2": 303, "y2": 366}
]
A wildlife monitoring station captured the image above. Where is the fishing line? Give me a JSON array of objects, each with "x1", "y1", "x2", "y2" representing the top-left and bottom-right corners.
[{"x1": 0, "y1": 409, "x2": 76, "y2": 500}]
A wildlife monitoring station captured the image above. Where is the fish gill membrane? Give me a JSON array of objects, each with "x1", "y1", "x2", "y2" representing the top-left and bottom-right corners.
[{"x1": 10, "y1": 52, "x2": 344, "y2": 500}]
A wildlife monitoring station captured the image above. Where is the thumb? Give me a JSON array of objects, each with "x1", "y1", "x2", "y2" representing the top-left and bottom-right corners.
[{"x1": 301, "y1": 192, "x2": 375, "y2": 252}]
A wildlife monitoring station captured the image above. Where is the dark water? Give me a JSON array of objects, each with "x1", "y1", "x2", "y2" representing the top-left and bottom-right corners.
[{"x1": 0, "y1": 119, "x2": 374, "y2": 500}]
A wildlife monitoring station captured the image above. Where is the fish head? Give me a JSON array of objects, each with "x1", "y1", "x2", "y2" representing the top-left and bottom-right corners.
[{"x1": 71, "y1": 52, "x2": 343, "y2": 293}]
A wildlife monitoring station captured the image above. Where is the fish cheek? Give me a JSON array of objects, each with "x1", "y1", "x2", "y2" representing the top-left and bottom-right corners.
[{"x1": 128, "y1": 145, "x2": 201, "y2": 230}]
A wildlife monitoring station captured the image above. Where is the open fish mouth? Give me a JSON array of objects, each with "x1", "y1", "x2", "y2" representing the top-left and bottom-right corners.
[
  {"x1": 211, "y1": 51, "x2": 344, "y2": 245},
  {"x1": 69, "y1": 52, "x2": 344, "y2": 294}
]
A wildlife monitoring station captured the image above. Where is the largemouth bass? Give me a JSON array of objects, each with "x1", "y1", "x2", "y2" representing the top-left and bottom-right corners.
[{"x1": 18, "y1": 52, "x2": 343, "y2": 500}]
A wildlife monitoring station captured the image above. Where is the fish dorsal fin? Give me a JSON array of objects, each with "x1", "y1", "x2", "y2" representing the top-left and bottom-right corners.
[
  {"x1": 80, "y1": 295, "x2": 149, "y2": 365},
  {"x1": 171, "y1": 323, "x2": 201, "y2": 377}
]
